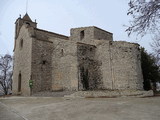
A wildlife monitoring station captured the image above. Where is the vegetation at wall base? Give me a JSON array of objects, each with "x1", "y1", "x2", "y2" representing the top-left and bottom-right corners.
[{"x1": 141, "y1": 48, "x2": 160, "y2": 91}]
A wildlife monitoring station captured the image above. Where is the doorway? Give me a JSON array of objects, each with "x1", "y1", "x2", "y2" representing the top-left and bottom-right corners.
[{"x1": 18, "y1": 73, "x2": 21, "y2": 92}]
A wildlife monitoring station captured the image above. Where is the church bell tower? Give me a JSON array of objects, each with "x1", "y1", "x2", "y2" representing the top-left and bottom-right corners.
[{"x1": 14, "y1": 13, "x2": 37, "y2": 39}]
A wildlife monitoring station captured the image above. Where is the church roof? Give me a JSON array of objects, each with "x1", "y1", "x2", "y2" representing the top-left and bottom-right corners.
[
  {"x1": 22, "y1": 13, "x2": 32, "y2": 21},
  {"x1": 35, "y1": 28, "x2": 69, "y2": 40}
]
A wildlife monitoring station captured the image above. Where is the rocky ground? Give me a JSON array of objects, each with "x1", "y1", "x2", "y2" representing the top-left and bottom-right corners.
[
  {"x1": 32, "y1": 91, "x2": 75, "y2": 97},
  {"x1": 0, "y1": 96, "x2": 160, "y2": 120},
  {"x1": 32, "y1": 90, "x2": 153, "y2": 98}
]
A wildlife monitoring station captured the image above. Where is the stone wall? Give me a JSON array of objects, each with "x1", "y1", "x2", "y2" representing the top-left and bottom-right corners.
[
  {"x1": 77, "y1": 43, "x2": 103, "y2": 90},
  {"x1": 95, "y1": 40, "x2": 113, "y2": 89},
  {"x1": 70, "y1": 27, "x2": 143, "y2": 91},
  {"x1": 95, "y1": 40, "x2": 143, "y2": 90},
  {"x1": 93, "y1": 27, "x2": 113, "y2": 41},
  {"x1": 13, "y1": 25, "x2": 32, "y2": 96},
  {"x1": 52, "y1": 39, "x2": 78, "y2": 91},
  {"x1": 30, "y1": 29, "x2": 69, "y2": 93},
  {"x1": 70, "y1": 26, "x2": 113, "y2": 45},
  {"x1": 31, "y1": 38, "x2": 53, "y2": 93},
  {"x1": 110, "y1": 41, "x2": 143, "y2": 90}
]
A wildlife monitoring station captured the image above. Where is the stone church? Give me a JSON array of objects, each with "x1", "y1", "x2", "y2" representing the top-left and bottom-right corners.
[{"x1": 13, "y1": 13, "x2": 144, "y2": 96}]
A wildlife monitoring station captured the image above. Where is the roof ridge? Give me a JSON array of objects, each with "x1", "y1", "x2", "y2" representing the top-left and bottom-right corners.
[{"x1": 35, "y1": 28, "x2": 69, "y2": 39}]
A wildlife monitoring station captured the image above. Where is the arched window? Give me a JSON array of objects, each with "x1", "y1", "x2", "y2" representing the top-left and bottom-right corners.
[
  {"x1": 25, "y1": 22, "x2": 30, "y2": 25},
  {"x1": 61, "y1": 49, "x2": 64, "y2": 56},
  {"x1": 18, "y1": 73, "x2": 22, "y2": 92},
  {"x1": 19, "y1": 39, "x2": 23, "y2": 49},
  {"x1": 80, "y1": 30, "x2": 85, "y2": 40}
]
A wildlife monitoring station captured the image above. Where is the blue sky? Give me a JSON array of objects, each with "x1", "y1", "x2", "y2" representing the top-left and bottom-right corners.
[{"x1": 0, "y1": 0, "x2": 153, "y2": 55}]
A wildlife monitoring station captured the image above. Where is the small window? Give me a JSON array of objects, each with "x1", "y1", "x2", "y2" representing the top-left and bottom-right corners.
[
  {"x1": 61, "y1": 49, "x2": 64, "y2": 56},
  {"x1": 42, "y1": 60, "x2": 46, "y2": 65},
  {"x1": 19, "y1": 39, "x2": 23, "y2": 49},
  {"x1": 80, "y1": 30, "x2": 84, "y2": 40}
]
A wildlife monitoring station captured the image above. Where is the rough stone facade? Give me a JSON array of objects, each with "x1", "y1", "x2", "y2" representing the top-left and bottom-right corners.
[{"x1": 13, "y1": 14, "x2": 144, "y2": 96}]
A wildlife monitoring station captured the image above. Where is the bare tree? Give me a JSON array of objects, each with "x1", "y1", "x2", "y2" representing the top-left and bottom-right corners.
[
  {"x1": 0, "y1": 54, "x2": 13, "y2": 95},
  {"x1": 126, "y1": 0, "x2": 160, "y2": 65},
  {"x1": 150, "y1": 35, "x2": 160, "y2": 65},
  {"x1": 126, "y1": 0, "x2": 160, "y2": 36}
]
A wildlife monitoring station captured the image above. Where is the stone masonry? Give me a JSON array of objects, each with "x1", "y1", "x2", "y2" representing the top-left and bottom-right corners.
[{"x1": 12, "y1": 13, "x2": 145, "y2": 96}]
